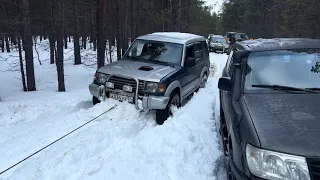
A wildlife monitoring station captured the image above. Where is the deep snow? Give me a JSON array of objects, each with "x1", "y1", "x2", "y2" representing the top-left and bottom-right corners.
[{"x1": 0, "y1": 41, "x2": 228, "y2": 180}]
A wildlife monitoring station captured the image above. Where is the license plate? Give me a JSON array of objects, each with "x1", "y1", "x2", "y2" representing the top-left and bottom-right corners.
[{"x1": 110, "y1": 93, "x2": 133, "y2": 103}]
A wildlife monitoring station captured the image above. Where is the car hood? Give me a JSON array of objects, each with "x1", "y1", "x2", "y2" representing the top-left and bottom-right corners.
[
  {"x1": 97, "y1": 59, "x2": 179, "y2": 82},
  {"x1": 244, "y1": 93, "x2": 320, "y2": 157}
]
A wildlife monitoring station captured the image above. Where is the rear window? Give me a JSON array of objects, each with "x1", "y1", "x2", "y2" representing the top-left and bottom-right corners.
[
  {"x1": 235, "y1": 34, "x2": 248, "y2": 40},
  {"x1": 211, "y1": 37, "x2": 227, "y2": 43}
]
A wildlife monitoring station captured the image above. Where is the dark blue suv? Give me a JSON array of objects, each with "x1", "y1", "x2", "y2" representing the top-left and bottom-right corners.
[{"x1": 89, "y1": 32, "x2": 210, "y2": 125}]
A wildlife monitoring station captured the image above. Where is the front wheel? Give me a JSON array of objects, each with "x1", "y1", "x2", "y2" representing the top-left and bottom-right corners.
[
  {"x1": 156, "y1": 92, "x2": 180, "y2": 125},
  {"x1": 92, "y1": 96, "x2": 101, "y2": 105}
]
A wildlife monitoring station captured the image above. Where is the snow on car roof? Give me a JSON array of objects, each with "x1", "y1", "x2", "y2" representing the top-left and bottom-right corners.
[
  {"x1": 136, "y1": 32, "x2": 205, "y2": 44},
  {"x1": 239, "y1": 38, "x2": 320, "y2": 51}
]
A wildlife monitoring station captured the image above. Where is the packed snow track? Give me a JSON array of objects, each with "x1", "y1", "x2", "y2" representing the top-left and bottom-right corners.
[{"x1": 0, "y1": 53, "x2": 228, "y2": 180}]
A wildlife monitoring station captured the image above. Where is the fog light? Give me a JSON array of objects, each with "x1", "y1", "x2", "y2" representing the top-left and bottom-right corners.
[
  {"x1": 106, "y1": 82, "x2": 114, "y2": 88},
  {"x1": 123, "y1": 85, "x2": 133, "y2": 92}
]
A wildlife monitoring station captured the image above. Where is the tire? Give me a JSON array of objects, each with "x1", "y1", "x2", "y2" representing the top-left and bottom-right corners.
[
  {"x1": 92, "y1": 96, "x2": 101, "y2": 105},
  {"x1": 220, "y1": 106, "x2": 235, "y2": 180},
  {"x1": 156, "y1": 92, "x2": 180, "y2": 125},
  {"x1": 200, "y1": 73, "x2": 208, "y2": 88},
  {"x1": 196, "y1": 73, "x2": 208, "y2": 92}
]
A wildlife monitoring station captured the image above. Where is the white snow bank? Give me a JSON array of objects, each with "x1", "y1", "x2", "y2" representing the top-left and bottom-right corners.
[{"x1": 2, "y1": 77, "x2": 221, "y2": 180}]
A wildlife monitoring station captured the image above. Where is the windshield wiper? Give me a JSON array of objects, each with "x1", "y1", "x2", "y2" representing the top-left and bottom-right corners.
[
  {"x1": 126, "y1": 56, "x2": 145, "y2": 61},
  {"x1": 306, "y1": 88, "x2": 320, "y2": 91},
  {"x1": 252, "y1": 84, "x2": 320, "y2": 94}
]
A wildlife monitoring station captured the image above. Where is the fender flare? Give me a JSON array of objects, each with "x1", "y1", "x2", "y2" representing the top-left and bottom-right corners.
[{"x1": 164, "y1": 80, "x2": 181, "y2": 102}]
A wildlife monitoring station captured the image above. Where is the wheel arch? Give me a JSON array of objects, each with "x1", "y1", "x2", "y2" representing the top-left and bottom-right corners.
[{"x1": 164, "y1": 80, "x2": 181, "y2": 103}]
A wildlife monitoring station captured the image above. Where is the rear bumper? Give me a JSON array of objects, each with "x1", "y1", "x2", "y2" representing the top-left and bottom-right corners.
[{"x1": 89, "y1": 83, "x2": 169, "y2": 110}]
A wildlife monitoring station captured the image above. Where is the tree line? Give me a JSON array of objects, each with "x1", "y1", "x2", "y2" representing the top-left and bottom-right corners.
[
  {"x1": 218, "y1": 0, "x2": 320, "y2": 39},
  {"x1": 0, "y1": 0, "x2": 219, "y2": 92}
]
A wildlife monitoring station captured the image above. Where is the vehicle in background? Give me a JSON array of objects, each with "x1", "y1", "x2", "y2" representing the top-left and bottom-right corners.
[
  {"x1": 225, "y1": 32, "x2": 249, "y2": 44},
  {"x1": 207, "y1": 35, "x2": 229, "y2": 53},
  {"x1": 89, "y1": 32, "x2": 210, "y2": 125},
  {"x1": 218, "y1": 38, "x2": 320, "y2": 180}
]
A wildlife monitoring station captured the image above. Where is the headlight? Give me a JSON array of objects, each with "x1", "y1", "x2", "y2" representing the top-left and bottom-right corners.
[
  {"x1": 146, "y1": 83, "x2": 158, "y2": 93},
  {"x1": 246, "y1": 144, "x2": 311, "y2": 180},
  {"x1": 95, "y1": 73, "x2": 108, "y2": 84}
]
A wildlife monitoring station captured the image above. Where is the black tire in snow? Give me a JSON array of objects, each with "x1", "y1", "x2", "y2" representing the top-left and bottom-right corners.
[
  {"x1": 92, "y1": 96, "x2": 101, "y2": 105},
  {"x1": 156, "y1": 92, "x2": 180, "y2": 125}
]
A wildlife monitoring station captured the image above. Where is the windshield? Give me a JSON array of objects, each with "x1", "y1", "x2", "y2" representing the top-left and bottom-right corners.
[
  {"x1": 123, "y1": 39, "x2": 183, "y2": 65},
  {"x1": 211, "y1": 37, "x2": 227, "y2": 43},
  {"x1": 245, "y1": 50, "x2": 320, "y2": 92},
  {"x1": 235, "y1": 34, "x2": 249, "y2": 40}
]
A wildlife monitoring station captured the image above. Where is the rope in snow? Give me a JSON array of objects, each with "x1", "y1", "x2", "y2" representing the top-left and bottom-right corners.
[{"x1": 0, "y1": 104, "x2": 118, "y2": 176}]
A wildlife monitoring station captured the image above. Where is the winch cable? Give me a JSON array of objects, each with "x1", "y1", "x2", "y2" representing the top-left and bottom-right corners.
[{"x1": 0, "y1": 104, "x2": 118, "y2": 176}]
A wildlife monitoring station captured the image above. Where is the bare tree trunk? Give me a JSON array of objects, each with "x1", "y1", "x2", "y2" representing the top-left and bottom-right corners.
[
  {"x1": 96, "y1": 0, "x2": 107, "y2": 68},
  {"x1": 22, "y1": 0, "x2": 36, "y2": 91},
  {"x1": 73, "y1": 0, "x2": 81, "y2": 65},
  {"x1": 5, "y1": 36, "x2": 10, "y2": 52},
  {"x1": 108, "y1": 39, "x2": 113, "y2": 63},
  {"x1": 56, "y1": 0, "x2": 65, "y2": 92},
  {"x1": 0, "y1": 35, "x2": 4, "y2": 52},
  {"x1": 18, "y1": 36, "x2": 27, "y2": 92},
  {"x1": 82, "y1": 36, "x2": 87, "y2": 49},
  {"x1": 115, "y1": 0, "x2": 121, "y2": 60},
  {"x1": 49, "y1": 37, "x2": 55, "y2": 64},
  {"x1": 64, "y1": 36, "x2": 68, "y2": 49}
]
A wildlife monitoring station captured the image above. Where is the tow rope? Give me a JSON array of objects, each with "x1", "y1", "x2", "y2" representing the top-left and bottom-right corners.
[{"x1": 0, "y1": 105, "x2": 117, "y2": 175}]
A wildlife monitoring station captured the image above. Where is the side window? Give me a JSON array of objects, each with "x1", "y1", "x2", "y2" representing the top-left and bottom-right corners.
[
  {"x1": 185, "y1": 43, "x2": 203, "y2": 59},
  {"x1": 193, "y1": 43, "x2": 202, "y2": 59},
  {"x1": 200, "y1": 41, "x2": 209, "y2": 60},
  {"x1": 226, "y1": 50, "x2": 234, "y2": 75}
]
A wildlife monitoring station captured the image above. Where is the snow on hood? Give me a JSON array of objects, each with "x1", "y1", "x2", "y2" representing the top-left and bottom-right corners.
[{"x1": 98, "y1": 60, "x2": 180, "y2": 82}]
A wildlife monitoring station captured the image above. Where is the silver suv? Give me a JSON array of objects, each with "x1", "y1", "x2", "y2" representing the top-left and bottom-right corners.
[{"x1": 89, "y1": 32, "x2": 210, "y2": 125}]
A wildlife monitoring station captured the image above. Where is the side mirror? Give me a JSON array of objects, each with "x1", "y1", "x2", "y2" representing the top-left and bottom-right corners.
[
  {"x1": 218, "y1": 77, "x2": 232, "y2": 91},
  {"x1": 185, "y1": 57, "x2": 196, "y2": 67}
]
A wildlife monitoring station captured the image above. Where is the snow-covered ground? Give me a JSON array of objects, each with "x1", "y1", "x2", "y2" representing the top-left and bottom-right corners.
[{"x1": 0, "y1": 41, "x2": 228, "y2": 180}]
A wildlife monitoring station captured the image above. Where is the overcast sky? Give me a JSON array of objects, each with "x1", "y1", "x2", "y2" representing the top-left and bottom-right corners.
[{"x1": 204, "y1": 0, "x2": 223, "y2": 13}]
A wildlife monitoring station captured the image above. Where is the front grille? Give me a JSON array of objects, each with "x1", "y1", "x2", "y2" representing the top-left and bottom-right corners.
[
  {"x1": 307, "y1": 158, "x2": 320, "y2": 180},
  {"x1": 108, "y1": 76, "x2": 145, "y2": 92}
]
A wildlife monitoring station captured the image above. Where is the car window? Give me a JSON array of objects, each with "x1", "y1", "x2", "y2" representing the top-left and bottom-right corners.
[
  {"x1": 124, "y1": 39, "x2": 183, "y2": 65},
  {"x1": 186, "y1": 43, "x2": 203, "y2": 60},
  {"x1": 245, "y1": 49, "x2": 320, "y2": 91},
  {"x1": 211, "y1": 37, "x2": 227, "y2": 43},
  {"x1": 226, "y1": 50, "x2": 234, "y2": 75},
  {"x1": 200, "y1": 41, "x2": 209, "y2": 60}
]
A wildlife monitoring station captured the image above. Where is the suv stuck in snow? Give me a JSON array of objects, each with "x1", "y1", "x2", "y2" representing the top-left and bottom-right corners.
[
  {"x1": 218, "y1": 38, "x2": 320, "y2": 180},
  {"x1": 89, "y1": 32, "x2": 210, "y2": 125}
]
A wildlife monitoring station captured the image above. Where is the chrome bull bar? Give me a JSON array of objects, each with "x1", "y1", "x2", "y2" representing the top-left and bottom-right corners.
[{"x1": 98, "y1": 74, "x2": 140, "y2": 110}]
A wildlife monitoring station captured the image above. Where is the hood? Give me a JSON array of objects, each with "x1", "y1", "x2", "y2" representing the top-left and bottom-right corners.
[
  {"x1": 97, "y1": 60, "x2": 179, "y2": 82},
  {"x1": 244, "y1": 93, "x2": 320, "y2": 157}
]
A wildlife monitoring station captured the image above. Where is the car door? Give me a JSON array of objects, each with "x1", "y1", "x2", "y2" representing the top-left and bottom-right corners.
[
  {"x1": 180, "y1": 43, "x2": 199, "y2": 98},
  {"x1": 221, "y1": 50, "x2": 235, "y2": 126}
]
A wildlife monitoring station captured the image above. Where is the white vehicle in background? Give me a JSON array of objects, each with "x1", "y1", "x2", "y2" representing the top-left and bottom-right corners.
[{"x1": 207, "y1": 34, "x2": 229, "y2": 53}]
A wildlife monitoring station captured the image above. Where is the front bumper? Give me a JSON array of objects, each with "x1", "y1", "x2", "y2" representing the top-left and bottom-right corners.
[
  {"x1": 89, "y1": 83, "x2": 169, "y2": 110},
  {"x1": 230, "y1": 157, "x2": 263, "y2": 180}
]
